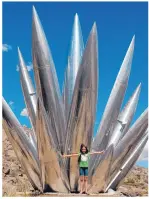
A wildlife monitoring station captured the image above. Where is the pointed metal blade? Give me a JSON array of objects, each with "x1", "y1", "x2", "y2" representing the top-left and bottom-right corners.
[
  {"x1": 2, "y1": 97, "x2": 42, "y2": 191},
  {"x1": 90, "y1": 36, "x2": 135, "y2": 177},
  {"x1": 108, "y1": 83, "x2": 141, "y2": 147},
  {"x1": 32, "y1": 7, "x2": 66, "y2": 153},
  {"x1": 65, "y1": 23, "x2": 98, "y2": 191},
  {"x1": 18, "y1": 47, "x2": 37, "y2": 145}
]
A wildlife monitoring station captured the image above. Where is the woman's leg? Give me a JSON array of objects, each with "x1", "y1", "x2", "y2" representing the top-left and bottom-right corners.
[
  {"x1": 79, "y1": 168, "x2": 84, "y2": 194},
  {"x1": 84, "y1": 168, "x2": 88, "y2": 193},
  {"x1": 80, "y1": 176, "x2": 84, "y2": 194},
  {"x1": 84, "y1": 176, "x2": 88, "y2": 193}
]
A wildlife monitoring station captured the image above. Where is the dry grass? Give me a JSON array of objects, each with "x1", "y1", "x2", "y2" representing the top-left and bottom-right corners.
[
  {"x1": 3, "y1": 177, "x2": 31, "y2": 197},
  {"x1": 3, "y1": 182, "x2": 17, "y2": 197}
]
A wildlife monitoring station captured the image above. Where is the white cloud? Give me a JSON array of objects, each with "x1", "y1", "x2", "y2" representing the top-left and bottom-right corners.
[
  {"x1": 8, "y1": 101, "x2": 14, "y2": 109},
  {"x1": 26, "y1": 62, "x2": 33, "y2": 71},
  {"x1": 16, "y1": 65, "x2": 19, "y2": 71},
  {"x1": 16, "y1": 62, "x2": 33, "y2": 72},
  {"x1": 20, "y1": 108, "x2": 28, "y2": 117},
  {"x1": 9, "y1": 101, "x2": 14, "y2": 106},
  {"x1": 138, "y1": 141, "x2": 148, "y2": 161},
  {"x1": 2, "y1": 44, "x2": 12, "y2": 52}
]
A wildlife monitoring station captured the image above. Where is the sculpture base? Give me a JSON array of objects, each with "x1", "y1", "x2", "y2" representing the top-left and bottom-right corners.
[{"x1": 15, "y1": 191, "x2": 123, "y2": 197}]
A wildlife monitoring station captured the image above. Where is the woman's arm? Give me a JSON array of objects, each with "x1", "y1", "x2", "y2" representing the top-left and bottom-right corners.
[
  {"x1": 62, "y1": 153, "x2": 79, "y2": 158},
  {"x1": 89, "y1": 150, "x2": 105, "y2": 155}
]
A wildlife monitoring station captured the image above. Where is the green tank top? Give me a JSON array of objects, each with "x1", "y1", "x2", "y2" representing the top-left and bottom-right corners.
[{"x1": 78, "y1": 152, "x2": 90, "y2": 168}]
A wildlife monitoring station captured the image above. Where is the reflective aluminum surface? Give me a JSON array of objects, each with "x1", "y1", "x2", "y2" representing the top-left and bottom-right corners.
[
  {"x1": 18, "y1": 48, "x2": 37, "y2": 145},
  {"x1": 106, "y1": 132, "x2": 148, "y2": 191},
  {"x1": 88, "y1": 145, "x2": 114, "y2": 194},
  {"x1": 2, "y1": 97, "x2": 42, "y2": 191},
  {"x1": 63, "y1": 14, "x2": 84, "y2": 123},
  {"x1": 89, "y1": 36, "x2": 135, "y2": 177},
  {"x1": 32, "y1": 7, "x2": 66, "y2": 153},
  {"x1": 109, "y1": 108, "x2": 148, "y2": 183},
  {"x1": 63, "y1": 57, "x2": 71, "y2": 123},
  {"x1": 92, "y1": 36, "x2": 135, "y2": 151},
  {"x1": 65, "y1": 23, "x2": 98, "y2": 191},
  {"x1": 36, "y1": 98, "x2": 70, "y2": 192},
  {"x1": 108, "y1": 83, "x2": 141, "y2": 147},
  {"x1": 70, "y1": 13, "x2": 84, "y2": 90}
]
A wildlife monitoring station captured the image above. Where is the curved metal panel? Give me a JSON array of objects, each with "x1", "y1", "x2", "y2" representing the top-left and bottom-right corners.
[
  {"x1": 32, "y1": 6, "x2": 66, "y2": 153},
  {"x1": 63, "y1": 14, "x2": 84, "y2": 124},
  {"x1": 70, "y1": 13, "x2": 84, "y2": 90},
  {"x1": 64, "y1": 23, "x2": 98, "y2": 191},
  {"x1": 108, "y1": 83, "x2": 141, "y2": 147},
  {"x1": 36, "y1": 98, "x2": 70, "y2": 192},
  {"x1": 89, "y1": 36, "x2": 135, "y2": 177},
  {"x1": 18, "y1": 48, "x2": 37, "y2": 145},
  {"x1": 109, "y1": 108, "x2": 148, "y2": 183},
  {"x1": 88, "y1": 145, "x2": 114, "y2": 194},
  {"x1": 106, "y1": 132, "x2": 148, "y2": 191},
  {"x1": 2, "y1": 97, "x2": 42, "y2": 191},
  {"x1": 63, "y1": 57, "x2": 71, "y2": 123}
]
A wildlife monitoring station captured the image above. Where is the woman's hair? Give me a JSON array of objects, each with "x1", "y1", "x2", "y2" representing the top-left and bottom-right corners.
[
  {"x1": 80, "y1": 144, "x2": 88, "y2": 154},
  {"x1": 78, "y1": 144, "x2": 89, "y2": 163}
]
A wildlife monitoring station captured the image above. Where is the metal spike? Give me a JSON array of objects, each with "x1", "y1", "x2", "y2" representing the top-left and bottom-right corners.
[
  {"x1": 18, "y1": 47, "x2": 37, "y2": 145},
  {"x1": 63, "y1": 13, "x2": 84, "y2": 123},
  {"x1": 93, "y1": 36, "x2": 135, "y2": 151},
  {"x1": 2, "y1": 97, "x2": 42, "y2": 191},
  {"x1": 106, "y1": 131, "x2": 148, "y2": 191},
  {"x1": 89, "y1": 36, "x2": 135, "y2": 177},
  {"x1": 32, "y1": 6, "x2": 66, "y2": 153},
  {"x1": 88, "y1": 145, "x2": 114, "y2": 194},
  {"x1": 70, "y1": 13, "x2": 84, "y2": 90},
  {"x1": 65, "y1": 23, "x2": 98, "y2": 191},
  {"x1": 63, "y1": 57, "x2": 71, "y2": 122},
  {"x1": 36, "y1": 98, "x2": 70, "y2": 192},
  {"x1": 109, "y1": 108, "x2": 148, "y2": 184},
  {"x1": 108, "y1": 83, "x2": 141, "y2": 147}
]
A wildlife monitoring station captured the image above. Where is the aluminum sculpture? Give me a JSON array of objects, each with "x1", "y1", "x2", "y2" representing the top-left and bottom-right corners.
[{"x1": 3, "y1": 7, "x2": 148, "y2": 193}]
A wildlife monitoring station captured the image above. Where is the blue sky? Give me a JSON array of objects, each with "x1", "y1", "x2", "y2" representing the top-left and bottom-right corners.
[{"x1": 2, "y1": 2, "x2": 148, "y2": 167}]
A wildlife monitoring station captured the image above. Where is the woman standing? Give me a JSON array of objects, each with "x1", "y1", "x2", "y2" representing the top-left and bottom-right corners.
[{"x1": 63, "y1": 143, "x2": 104, "y2": 194}]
